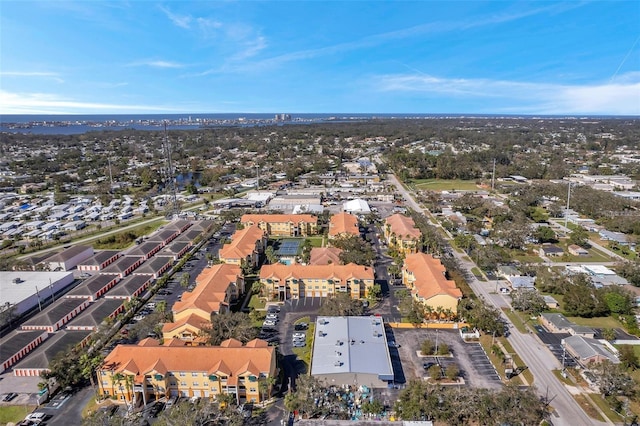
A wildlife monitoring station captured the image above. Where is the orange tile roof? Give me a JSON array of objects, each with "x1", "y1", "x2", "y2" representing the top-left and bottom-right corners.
[
  {"x1": 404, "y1": 253, "x2": 462, "y2": 300},
  {"x1": 241, "y1": 214, "x2": 317, "y2": 224},
  {"x1": 163, "y1": 338, "x2": 188, "y2": 347},
  {"x1": 101, "y1": 342, "x2": 274, "y2": 379},
  {"x1": 385, "y1": 214, "x2": 421, "y2": 239},
  {"x1": 220, "y1": 338, "x2": 243, "y2": 348},
  {"x1": 260, "y1": 262, "x2": 374, "y2": 282},
  {"x1": 309, "y1": 247, "x2": 343, "y2": 265},
  {"x1": 329, "y1": 212, "x2": 359, "y2": 237},
  {"x1": 172, "y1": 264, "x2": 241, "y2": 316},
  {"x1": 161, "y1": 312, "x2": 210, "y2": 333},
  {"x1": 219, "y1": 225, "x2": 264, "y2": 260}
]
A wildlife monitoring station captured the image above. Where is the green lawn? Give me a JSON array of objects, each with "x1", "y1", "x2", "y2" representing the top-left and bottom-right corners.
[
  {"x1": 471, "y1": 267, "x2": 486, "y2": 281},
  {"x1": 588, "y1": 394, "x2": 624, "y2": 423},
  {"x1": 410, "y1": 179, "x2": 479, "y2": 191},
  {"x1": 502, "y1": 308, "x2": 530, "y2": 334},
  {"x1": 248, "y1": 293, "x2": 266, "y2": 310},
  {"x1": 567, "y1": 316, "x2": 622, "y2": 329},
  {"x1": 94, "y1": 219, "x2": 166, "y2": 250},
  {"x1": 306, "y1": 236, "x2": 324, "y2": 248},
  {"x1": 0, "y1": 405, "x2": 35, "y2": 424},
  {"x1": 292, "y1": 319, "x2": 314, "y2": 373}
]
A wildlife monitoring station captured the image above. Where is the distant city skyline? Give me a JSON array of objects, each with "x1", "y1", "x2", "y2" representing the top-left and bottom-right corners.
[{"x1": 1, "y1": 1, "x2": 639, "y2": 115}]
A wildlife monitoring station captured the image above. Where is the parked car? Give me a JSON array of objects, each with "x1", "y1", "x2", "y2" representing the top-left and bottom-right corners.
[
  {"x1": 423, "y1": 362, "x2": 435, "y2": 370},
  {"x1": 2, "y1": 392, "x2": 18, "y2": 401},
  {"x1": 292, "y1": 332, "x2": 306, "y2": 339},
  {"x1": 292, "y1": 341, "x2": 306, "y2": 348},
  {"x1": 267, "y1": 305, "x2": 281, "y2": 313},
  {"x1": 294, "y1": 323, "x2": 308, "y2": 331}
]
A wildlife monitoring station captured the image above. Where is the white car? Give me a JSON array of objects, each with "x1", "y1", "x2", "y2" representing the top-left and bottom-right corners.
[
  {"x1": 263, "y1": 320, "x2": 277, "y2": 327},
  {"x1": 292, "y1": 332, "x2": 306, "y2": 339}
]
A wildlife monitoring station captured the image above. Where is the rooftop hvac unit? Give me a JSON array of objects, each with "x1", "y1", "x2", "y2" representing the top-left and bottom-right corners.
[
  {"x1": 335, "y1": 340, "x2": 342, "y2": 346},
  {"x1": 334, "y1": 361, "x2": 343, "y2": 367},
  {"x1": 319, "y1": 318, "x2": 327, "y2": 325},
  {"x1": 335, "y1": 351, "x2": 342, "y2": 356}
]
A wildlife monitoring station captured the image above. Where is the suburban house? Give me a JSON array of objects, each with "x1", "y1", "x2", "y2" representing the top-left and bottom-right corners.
[
  {"x1": 162, "y1": 264, "x2": 244, "y2": 343},
  {"x1": 218, "y1": 225, "x2": 267, "y2": 268},
  {"x1": 539, "y1": 245, "x2": 564, "y2": 257},
  {"x1": 259, "y1": 263, "x2": 375, "y2": 300},
  {"x1": 240, "y1": 214, "x2": 318, "y2": 237},
  {"x1": 568, "y1": 244, "x2": 589, "y2": 256},
  {"x1": 402, "y1": 253, "x2": 463, "y2": 317},
  {"x1": 383, "y1": 214, "x2": 421, "y2": 255},
  {"x1": 97, "y1": 338, "x2": 276, "y2": 404},
  {"x1": 328, "y1": 212, "x2": 359, "y2": 239}
]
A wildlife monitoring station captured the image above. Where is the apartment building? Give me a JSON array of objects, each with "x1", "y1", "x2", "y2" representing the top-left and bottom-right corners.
[
  {"x1": 259, "y1": 263, "x2": 374, "y2": 300},
  {"x1": 402, "y1": 253, "x2": 462, "y2": 317},
  {"x1": 162, "y1": 264, "x2": 244, "y2": 343},
  {"x1": 240, "y1": 214, "x2": 318, "y2": 237},
  {"x1": 328, "y1": 212, "x2": 359, "y2": 239},
  {"x1": 218, "y1": 225, "x2": 266, "y2": 267},
  {"x1": 383, "y1": 214, "x2": 421, "y2": 255},
  {"x1": 97, "y1": 338, "x2": 276, "y2": 405}
]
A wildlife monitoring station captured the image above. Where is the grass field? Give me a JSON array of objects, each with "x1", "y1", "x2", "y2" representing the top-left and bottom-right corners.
[
  {"x1": 94, "y1": 219, "x2": 166, "y2": 250},
  {"x1": 410, "y1": 179, "x2": 479, "y2": 191},
  {"x1": 0, "y1": 405, "x2": 35, "y2": 425},
  {"x1": 567, "y1": 315, "x2": 622, "y2": 329}
]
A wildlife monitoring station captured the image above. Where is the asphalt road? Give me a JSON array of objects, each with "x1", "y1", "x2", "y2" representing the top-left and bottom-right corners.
[{"x1": 387, "y1": 172, "x2": 610, "y2": 426}]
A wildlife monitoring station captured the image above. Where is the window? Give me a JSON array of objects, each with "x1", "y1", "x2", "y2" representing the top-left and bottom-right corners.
[
  {"x1": 249, "y1": 388, "x2": 257, "y2": 393},
  {"x1": 181, "y1": 382, "x2": 187, "y2": 386},
  {"x1": 193, "y1": 382, "x2": 199, "y2": 386},
  {"x1": 192, "y1": 372, "x2": 198, "y2": 377},
  {"x1": 179, "y1": 372, "x2": 186, "y2": 377}
]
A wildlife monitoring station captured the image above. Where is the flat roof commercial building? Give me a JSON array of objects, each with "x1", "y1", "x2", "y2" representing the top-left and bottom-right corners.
[
  {"x1": 310, "y1": 316, "x2": 394, "y2": 388},
  {"x1": 0, "y1": 271, "x2": 75, "y2": 316}
]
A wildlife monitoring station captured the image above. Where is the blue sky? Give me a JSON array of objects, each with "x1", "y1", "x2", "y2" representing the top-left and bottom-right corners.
[{"x1": 1, "y1": 1, "x2": 639, "y2": 115}]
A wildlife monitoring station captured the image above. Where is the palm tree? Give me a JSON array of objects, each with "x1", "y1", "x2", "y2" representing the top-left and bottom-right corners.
[
  {"x1": 111, "y1": 372, "x2": 126, "y2": 402},
  {"x1": 79, "y1": 353, "x2": 103, "y2": 401}
]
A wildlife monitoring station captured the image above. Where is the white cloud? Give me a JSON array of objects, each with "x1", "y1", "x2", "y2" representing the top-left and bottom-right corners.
[
  {"x1": 127, "y1": 60, "x2": 186, "y2": 68},
  {"x1": 0, "y1": 90, "x2": 179, "y2": 114},
  {"x1": 159, "y1": 5, "x2": 192, "y2": 29},
  {"x1": 373, "y1": 72, "x2": 640, "y2": 115},
  {"x1": 1, "y1": 71, "x2": 64, "y2": 83}
]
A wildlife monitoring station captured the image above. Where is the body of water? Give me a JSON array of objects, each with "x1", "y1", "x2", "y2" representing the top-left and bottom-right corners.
[{"x1": 0, "y1": 113, "x2": 632, "y2": 135}]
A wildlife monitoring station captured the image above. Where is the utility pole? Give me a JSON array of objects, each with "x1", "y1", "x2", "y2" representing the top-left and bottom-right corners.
[
  {"x1": 564, "y1": 181, "x2": 572, "y2": 230},
  {"x1": 491, "y1": 158, "x2": 496, "y2": 191},
  {"x1": 162, "y1": 121, "x2": 178, "y2": 218},
  {"x1": 256, "y1": 165, "x2": 260, "y2": 193}
]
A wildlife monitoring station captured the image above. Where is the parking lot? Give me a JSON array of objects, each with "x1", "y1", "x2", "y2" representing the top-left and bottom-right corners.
[
  {"x1": 534, "y1": 325, "x2": 578, "y2": 369},
  {"x1": 390, "y1": 328, "x2": 503, "y2": 389}
]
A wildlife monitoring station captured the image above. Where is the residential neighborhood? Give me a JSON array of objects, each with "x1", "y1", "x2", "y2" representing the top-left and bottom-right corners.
[{"x1": 0, "y1": 116, "x2": 639, "y2": 425}]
